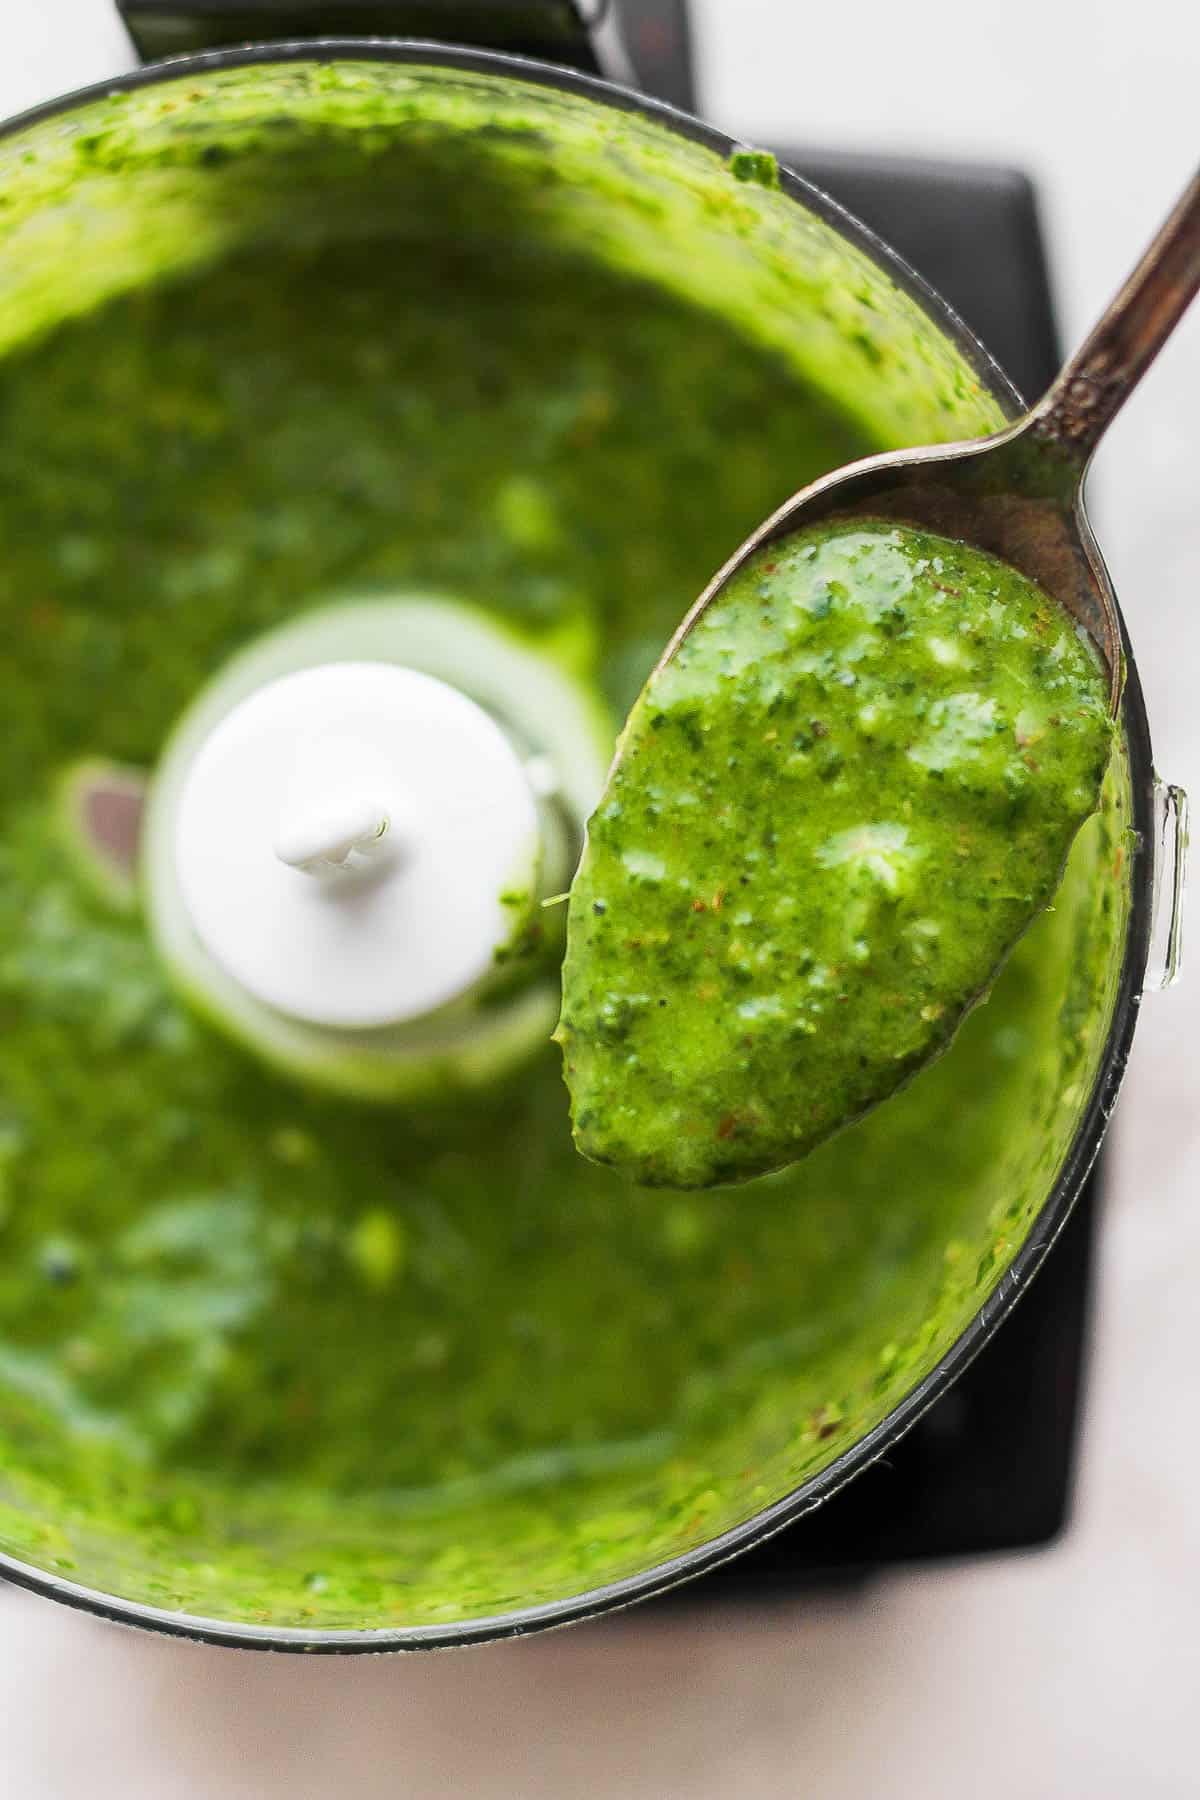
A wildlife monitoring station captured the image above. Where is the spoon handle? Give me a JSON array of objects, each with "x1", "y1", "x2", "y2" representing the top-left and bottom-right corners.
[{"x1": 1030, "y1": 167, "x2": 1200, "y2": 464}]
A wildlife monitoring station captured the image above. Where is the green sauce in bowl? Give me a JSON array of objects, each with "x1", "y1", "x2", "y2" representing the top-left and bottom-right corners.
[{"x1": 0, "y1": 59, "x2": 1132, "y2": 1636}]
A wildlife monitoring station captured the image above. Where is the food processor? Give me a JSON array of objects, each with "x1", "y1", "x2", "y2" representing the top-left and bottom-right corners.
[{"x1": 0, "y1": 0, "x2": 1184, "y2": 1649}]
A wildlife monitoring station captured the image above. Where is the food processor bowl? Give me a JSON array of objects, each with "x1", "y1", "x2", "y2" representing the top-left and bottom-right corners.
[{"x1": 0, "y1": 39, "x2": 1161, "y2": 1649}]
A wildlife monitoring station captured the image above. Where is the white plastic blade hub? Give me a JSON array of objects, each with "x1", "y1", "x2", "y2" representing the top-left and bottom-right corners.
[{"x1": 173, "y1": 661, "x2": 540, "y2": 1030}]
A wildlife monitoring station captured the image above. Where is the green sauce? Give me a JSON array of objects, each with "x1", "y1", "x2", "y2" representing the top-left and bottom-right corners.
[
  {"x1": 559, "y1": 522, "x2": 1113, "y2": 1187},
  {"x1": 0, "y1": 62, "x2": 1131, "y2": 1633}
]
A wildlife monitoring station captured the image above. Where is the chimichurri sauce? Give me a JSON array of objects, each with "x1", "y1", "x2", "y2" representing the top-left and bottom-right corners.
[
  {"x1": 559, "y1": 522, "x2": 1114, "y2": 1187},
  {"x1": 0, "y1": 69, "x2": 1128, "y2": 1629}
]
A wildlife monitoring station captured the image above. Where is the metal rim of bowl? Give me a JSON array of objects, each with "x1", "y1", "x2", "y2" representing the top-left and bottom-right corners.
[{"x1": 0, "y1": 37, "x2": 1157, "y2": 1653}]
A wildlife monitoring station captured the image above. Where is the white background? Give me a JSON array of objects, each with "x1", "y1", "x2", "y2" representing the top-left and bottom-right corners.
[{"x1": 2, "y1": 4, "x2": 1199, "y2": 1794}]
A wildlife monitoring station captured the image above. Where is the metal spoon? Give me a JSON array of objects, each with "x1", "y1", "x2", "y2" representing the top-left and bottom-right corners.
[{"x1": 661, "y1": 168, "x2": 1200, "y2": 714}]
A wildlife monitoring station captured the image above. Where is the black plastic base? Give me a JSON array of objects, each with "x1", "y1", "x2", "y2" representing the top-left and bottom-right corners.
[{"x1": 117, "y1": 1, "x2": 602, "y2": 68}]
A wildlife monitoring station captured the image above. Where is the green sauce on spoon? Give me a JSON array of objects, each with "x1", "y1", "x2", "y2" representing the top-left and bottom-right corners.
[{"x1": 558, "y1": 520, "x2": 1114, "y2": 1188}]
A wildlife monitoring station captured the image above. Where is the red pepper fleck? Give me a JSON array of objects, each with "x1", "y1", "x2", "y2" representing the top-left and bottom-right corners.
[{"x1": 28, "y1": 600, "x2": 62, "y2": 635}]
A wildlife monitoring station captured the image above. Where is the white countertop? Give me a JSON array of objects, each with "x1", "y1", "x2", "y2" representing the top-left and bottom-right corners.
[{"x1": 2, "y1": 4, "x2": 1199, "y2": 1794}]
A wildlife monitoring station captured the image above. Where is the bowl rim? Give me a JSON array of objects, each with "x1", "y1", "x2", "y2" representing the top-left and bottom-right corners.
[{"x1": 0, "y1": 36, "x2": 1157, "y2": 1654}]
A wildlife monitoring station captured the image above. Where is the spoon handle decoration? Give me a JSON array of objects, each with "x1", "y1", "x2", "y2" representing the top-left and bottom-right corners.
[{"x1": 1031, "y1": 167, "x2": 1200, "y2": 464}]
